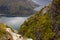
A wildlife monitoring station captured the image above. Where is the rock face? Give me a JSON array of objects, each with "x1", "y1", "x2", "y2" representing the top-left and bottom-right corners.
[
  {"x1": 6, "y1": 28, "x2": 23, "y2": 40},
  {"x1": 50, "y1": 0, "x2": 60, "y2": 31},
  {"x1": 50, "y1": 0, "x2": 60, "y2": 40},
  {"x1": 0, "y1": 0, "x2": 39, "y2": 17},
  {"x1": 0, "y1": 23, "x2": 33, "y2": 40},
  {"x1": 6, "y1": 28, "x2": 33, "y2": 40},
  {"x1": 18, "y1": 0, "x2": 60, "y2": 40}
]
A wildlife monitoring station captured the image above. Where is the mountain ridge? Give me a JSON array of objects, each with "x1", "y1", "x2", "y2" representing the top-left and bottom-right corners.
[{"x1": 0, "y1": 0, "x2": 40, "y2": 17}]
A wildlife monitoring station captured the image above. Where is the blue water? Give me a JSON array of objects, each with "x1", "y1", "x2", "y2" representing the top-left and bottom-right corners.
[{"x1": 0, "y1": 17, "x2": 28, "y2": 30}]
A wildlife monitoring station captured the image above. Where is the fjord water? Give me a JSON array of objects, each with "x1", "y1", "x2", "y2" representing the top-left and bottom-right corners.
[{"x1": 0, "y1": 17, "x2": 28, "y2": 30}]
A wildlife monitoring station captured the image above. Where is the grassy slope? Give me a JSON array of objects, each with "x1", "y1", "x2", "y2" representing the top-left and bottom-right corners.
[
  {"x1": 18, "y1": 0, "x2": 60, "y2": 40},
  {"x1": 0, "y1": 23, "x2": 14, "y2": 40}
]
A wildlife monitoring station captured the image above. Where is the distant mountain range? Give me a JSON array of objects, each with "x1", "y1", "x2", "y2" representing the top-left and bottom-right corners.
[{"x1": 0, "y1": 0, "x2": 40, "y2": 17}]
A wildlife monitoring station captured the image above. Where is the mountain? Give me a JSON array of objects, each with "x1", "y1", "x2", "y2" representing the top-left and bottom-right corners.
[
  {"x1": 0, "y1": 0, "x2": 39, "y2": 17},
  {"x1": 18, "y1": 0, "x2": 60, "y2": 40}
]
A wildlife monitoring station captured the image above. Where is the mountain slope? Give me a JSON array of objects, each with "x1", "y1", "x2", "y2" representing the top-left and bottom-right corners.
[
  {"x1": 50, "y1": 0, "x2": 60, "y2": 40},
  {"x1": 18, "y1": 7, "x2": 52, "y2": 40},
  {"x1": 18, "y1": 0, "x2": 60, "y2": 40},
  {"x1": 0, "y1": 0, "x2": 39, "y2": 17},
  {"x1": 0, "y1": 23, "x2": 14, "y2": 40}
]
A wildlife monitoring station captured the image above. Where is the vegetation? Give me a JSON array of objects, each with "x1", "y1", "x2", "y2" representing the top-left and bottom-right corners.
[
  {"x1": 18, "y1": 0, "x2": 60, "y2": 40},
  {"x1": 0, "y1": 23, "x2": 14, "y2": 40},
  {"x1": 0, "y1": 0, "x2": 60, "y2": 40},
  {"x1": 18, "y1": 10, "x2": 53, "y2": 40}
]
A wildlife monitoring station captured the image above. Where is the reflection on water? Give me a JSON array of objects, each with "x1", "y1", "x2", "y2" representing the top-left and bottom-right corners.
[{"x1": 0, "y1": 17, "x2": 28, "y2": 30}]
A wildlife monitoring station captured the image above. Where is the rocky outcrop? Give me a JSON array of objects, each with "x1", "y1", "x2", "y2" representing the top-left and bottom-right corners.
[
  {"x1": 0, "y1": 23, "x2": 33, "y2": 40},
  {"x1": 6, "y1": 28, "x2": 23, "y2": 40},
  {"x1": 50, "y1": 0, "x2": 60, "y2": 40},
  {"x1": 6, "y1": 28, "x2": 33, "y2": 40},
  {"x1": 0, "y1": 23, "x2": 13, "y2": 40}
]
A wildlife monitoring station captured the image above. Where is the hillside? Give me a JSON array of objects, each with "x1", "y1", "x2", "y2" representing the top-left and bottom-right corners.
[
  {"x1": 0, "y1": 23, "x2": 33, "y2": 40},
  {"x1": 0, "y1": 0, "x2": 39, "y2": 17},
  {"x1": 18, "y1": 0, "x2": 60, "y2": 40},
  {"x1": 0, "y1": 23, "x2": 14, "y2": 40}
]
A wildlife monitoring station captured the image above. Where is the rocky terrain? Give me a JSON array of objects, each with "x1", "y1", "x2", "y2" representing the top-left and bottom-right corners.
[{"x1": 0, "y1": 23, "x2": 33, "y2": 40}]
